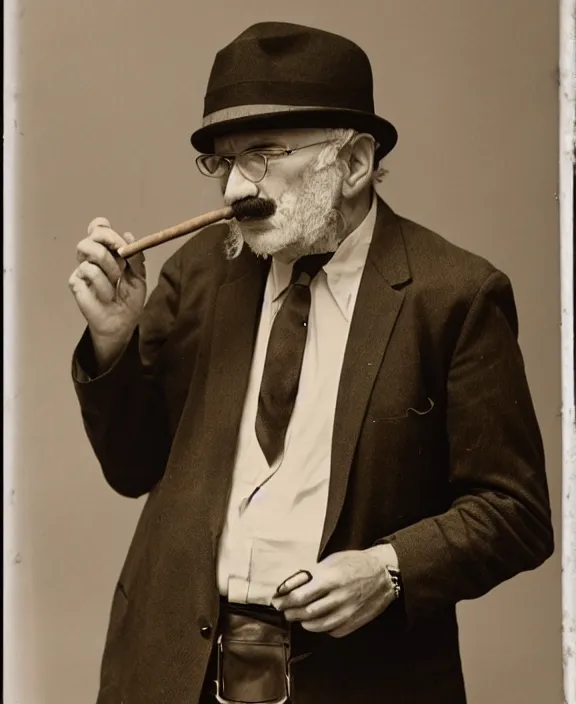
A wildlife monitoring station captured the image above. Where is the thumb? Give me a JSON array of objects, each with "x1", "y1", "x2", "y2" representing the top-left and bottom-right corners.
[
  {"x1": 122, "y1": 232, "x2": 146, "y2": 280},
  {"x1": 88, "y1": 216, "x2": 111, "y2": 235}
]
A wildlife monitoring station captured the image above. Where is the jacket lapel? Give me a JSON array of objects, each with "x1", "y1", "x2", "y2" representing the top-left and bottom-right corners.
[
  {"x1": 319, "y1": 197, "x2": 412, "y2": 556},
  {"x1": 201, "y1": 249, "x2": 270, "y2": 548}
]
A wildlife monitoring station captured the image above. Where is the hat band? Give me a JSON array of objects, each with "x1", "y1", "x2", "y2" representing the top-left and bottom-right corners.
[{"x1": 202, "y1": 104, "x2": 324, "y2": 127}]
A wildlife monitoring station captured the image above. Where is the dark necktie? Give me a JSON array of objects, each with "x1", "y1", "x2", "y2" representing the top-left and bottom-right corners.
[{"x1": 255, "y1": 253, "x2": 333, "y2": 466}]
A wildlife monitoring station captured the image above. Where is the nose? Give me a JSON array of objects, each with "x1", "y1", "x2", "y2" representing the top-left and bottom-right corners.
[{"x1": 222, "y1": 162, "x2": 259, "y2": 205}]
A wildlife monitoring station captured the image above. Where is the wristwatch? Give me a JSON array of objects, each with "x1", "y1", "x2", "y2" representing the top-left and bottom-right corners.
[{"x1": 386, "y1": 565, "x2": 403, "y2": 601}]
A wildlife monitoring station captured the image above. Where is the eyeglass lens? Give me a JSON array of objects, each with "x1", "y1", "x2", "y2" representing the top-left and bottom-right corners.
[{"x1": 200, "y1": 153, "x2": 267, "y2": 182}]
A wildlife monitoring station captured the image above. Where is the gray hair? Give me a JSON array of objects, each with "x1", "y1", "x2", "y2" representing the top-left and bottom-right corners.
[{"x1": 321, "y1": 128, "x2": 388, "y2": 185}]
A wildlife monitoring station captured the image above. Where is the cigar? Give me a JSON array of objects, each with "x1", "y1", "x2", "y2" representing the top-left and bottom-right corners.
[{"x1": 116, "y1": 199, "x2": 276, "y2": 259}]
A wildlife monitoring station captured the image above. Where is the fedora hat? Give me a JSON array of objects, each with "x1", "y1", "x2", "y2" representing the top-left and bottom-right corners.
[{"x1": 190, "y1": 22, "x2": 398, "y2": 163}]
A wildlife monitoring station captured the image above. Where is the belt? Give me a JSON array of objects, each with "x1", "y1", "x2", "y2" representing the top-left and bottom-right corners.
[{"x1": 219, "y1": 596, "x2": 288, "y2": 626}]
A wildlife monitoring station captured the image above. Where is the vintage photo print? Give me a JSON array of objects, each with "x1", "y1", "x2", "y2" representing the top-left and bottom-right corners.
[{"x1": 4, "y1": 1, "x2": 575, "y2": 702}]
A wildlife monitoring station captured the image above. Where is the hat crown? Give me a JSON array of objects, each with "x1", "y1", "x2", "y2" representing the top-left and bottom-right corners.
[{"x1": 204, "y1": 22, "x2": 375, "y2": 116}]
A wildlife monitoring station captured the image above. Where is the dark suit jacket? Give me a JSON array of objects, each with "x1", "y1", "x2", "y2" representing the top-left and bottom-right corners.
[{"x1": 73, "y1": 196, "x2": 554, "y2": 704}]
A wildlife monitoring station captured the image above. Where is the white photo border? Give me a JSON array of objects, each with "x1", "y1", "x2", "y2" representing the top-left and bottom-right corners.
[
  {"x1": 560, "y1": 1, "x2": 576, "y2": 702},
  {"x1": 2, "y1": 2, "x2": 575, "y2": 702}
]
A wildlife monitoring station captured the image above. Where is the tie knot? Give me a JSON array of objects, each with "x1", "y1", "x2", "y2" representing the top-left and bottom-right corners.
[{"x1": 291, "y1": 253, "x2": 334, "y2": 286}]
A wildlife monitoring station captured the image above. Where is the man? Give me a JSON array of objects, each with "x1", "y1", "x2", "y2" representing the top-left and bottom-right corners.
[{"x1": 69, "y1": 21, "x2": 554, "y2": 704}]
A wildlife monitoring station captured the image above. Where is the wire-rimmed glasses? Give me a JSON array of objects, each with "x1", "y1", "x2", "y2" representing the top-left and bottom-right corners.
[{"x1": 195, "y1": 140, "x2": 335, "y2": 184}]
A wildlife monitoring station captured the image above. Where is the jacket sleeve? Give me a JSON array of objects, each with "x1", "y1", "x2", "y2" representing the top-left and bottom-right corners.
[
  {"x1": 71, "y1": 248, "x2": 183, "y2": 498},
  {"x1": 379, "y1": 269, "x2": 554, "y2": 626}
]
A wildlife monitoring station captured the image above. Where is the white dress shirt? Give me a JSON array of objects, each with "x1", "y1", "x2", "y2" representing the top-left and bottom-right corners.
[{"x1": 217, "y1": 196, "x2": 377, "y2": 604}]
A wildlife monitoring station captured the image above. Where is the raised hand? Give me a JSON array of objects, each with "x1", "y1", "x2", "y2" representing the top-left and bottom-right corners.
[{"x1": 69, "y1": 217, "x2": 146, "y2": 372}]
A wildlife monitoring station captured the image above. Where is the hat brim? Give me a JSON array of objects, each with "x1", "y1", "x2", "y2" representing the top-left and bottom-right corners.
[{"x1": 190, "y1": 107, "x2": 398, "y2": 162}]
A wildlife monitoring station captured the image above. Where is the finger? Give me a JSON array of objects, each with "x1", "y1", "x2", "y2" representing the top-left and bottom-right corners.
[
  {"x1": 327, "y1": 623, "x2": 356, "y2": 639},
  {"x1": 272, "y1": 575, "x2": 331, "y2": 611},
  {"x1": 69, "y1": 273, "x2": 99, "y2": 313},
  {"x1": 326, "y1": 598, "x2": 393, "y2": 639},
  {"x1": 77, "y1": 235, "x2": 126, "y2": 282},
  {"x1": 283, "y1": 591, "x2": 343, "y2": 623},
  {"x1": 300, "y1": 605, "x2": 354, "y2": 634},
  {"x1": 274, "y1": 570, "x2": 313, "y2": 598},
  {"x1": 76, "y1": 261, "x2": 116, "y2": 303},
  {"x1": 77, "y1": 239, "x2": 125, "y2": 283},
  {"x1": 327, "y1": 609, "x2": 373, "y2": 639},
  {"x1": 120, "y1": 230, "x2": 135, "y2": 244},
  {"x1": 90, "y1": 227, "x2": 131, "y2": 255},
  {"x1": 87, "y1": 217, "x2": 111, "y2": 236}
]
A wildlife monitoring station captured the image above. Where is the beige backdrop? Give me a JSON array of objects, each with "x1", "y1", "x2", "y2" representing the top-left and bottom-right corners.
[{"x1": 7, "y1": 1, "x2": 563, "y2": 702}]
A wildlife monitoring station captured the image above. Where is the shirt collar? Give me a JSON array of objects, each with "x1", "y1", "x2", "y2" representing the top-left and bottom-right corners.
[{"x1": 270, "y1": 193, "x2": 377, "y2": 321}]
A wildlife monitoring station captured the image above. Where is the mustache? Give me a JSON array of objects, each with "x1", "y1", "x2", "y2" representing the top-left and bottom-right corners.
[{"x1": 231, "y1": 197, "x2": 276, "y2": 220}]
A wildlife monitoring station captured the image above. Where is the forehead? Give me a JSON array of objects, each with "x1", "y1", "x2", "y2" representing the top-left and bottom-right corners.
[{"x1": 213, "y1": 127, "x2": 329, "y2": 154}]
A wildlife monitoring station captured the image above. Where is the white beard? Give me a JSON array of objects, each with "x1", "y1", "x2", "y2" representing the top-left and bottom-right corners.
[{"x1": 224, "y1": 160, "x2": 347, "y2": 262}]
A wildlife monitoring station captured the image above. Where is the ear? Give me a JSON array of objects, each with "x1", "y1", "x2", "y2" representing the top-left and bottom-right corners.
[{"x1": 341, "y1": 134, "x2": 375, "y2": 199}]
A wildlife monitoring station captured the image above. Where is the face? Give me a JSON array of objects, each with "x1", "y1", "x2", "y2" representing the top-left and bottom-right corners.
[{"x1": 212, "y1": 128, "x2": 349, "y2": 262}]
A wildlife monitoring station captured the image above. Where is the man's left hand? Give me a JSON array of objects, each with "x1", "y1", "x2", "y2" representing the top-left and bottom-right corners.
[{"x1": 271, "y1": 545, "x2": 398, "y2": 638}]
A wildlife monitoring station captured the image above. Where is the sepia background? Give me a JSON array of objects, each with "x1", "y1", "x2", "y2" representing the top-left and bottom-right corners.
[{"x1": 5, "y1": 1, "x2": 563, "y2": 702}]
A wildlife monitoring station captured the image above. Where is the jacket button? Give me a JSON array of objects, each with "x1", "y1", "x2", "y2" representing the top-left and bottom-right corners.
[{"x1": 199, "y1": 621, "x2": 212, "y2": 639}]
